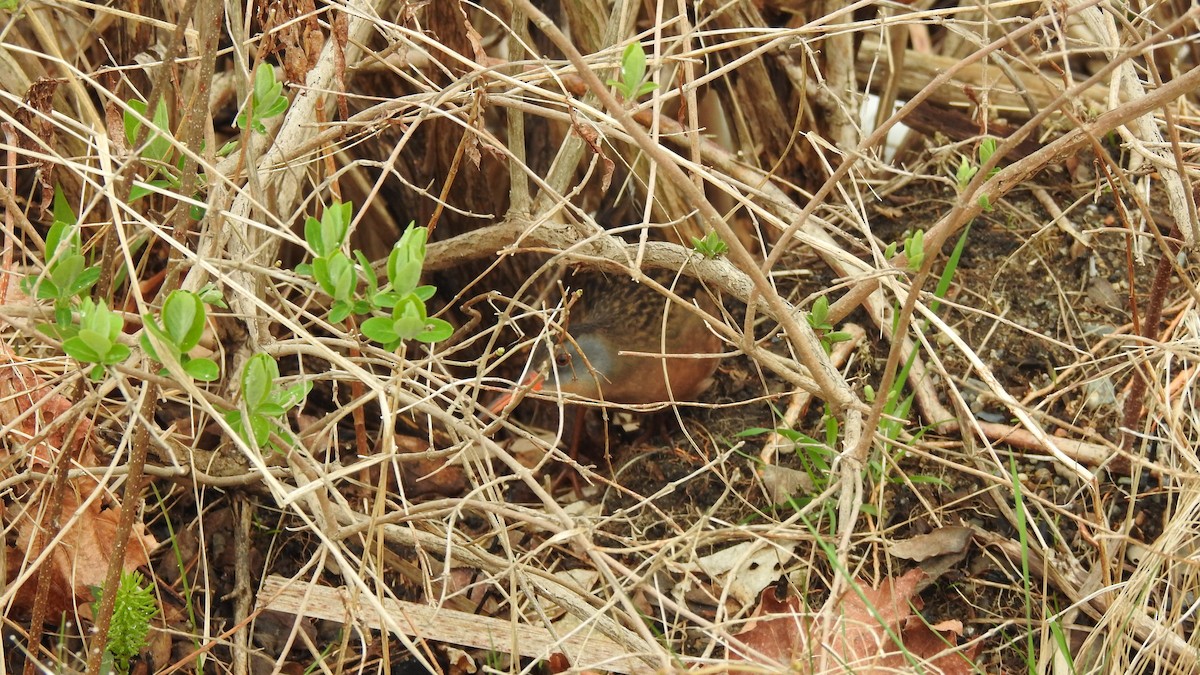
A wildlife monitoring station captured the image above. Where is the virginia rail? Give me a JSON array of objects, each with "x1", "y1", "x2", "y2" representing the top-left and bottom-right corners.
[{"x1": 491, "y1": 271, "x2": 722, "y2": 410}]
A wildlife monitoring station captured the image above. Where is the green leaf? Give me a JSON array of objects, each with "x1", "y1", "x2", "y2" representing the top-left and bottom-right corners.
[
  {"x1": 241, "y1": 353, "x2": 278, "y2": 412},
  {"x1": 183, "y1": 357, "x2": 220, "y2": 382},
  {"x1": 827, "y1": 330, "x2": 852, "y2": 345},
  {"x1": 128, "y1": 179, "x2": 169, "y2": 203},
  {"x1": 125, "y1": 98, "x2": 172, "y2": 164},
  {"x1": 28, "y1": 277, "x2": 59, "y2": 301},
  {"x1": 415, "y1": 317, "x2": 453, "y2": 343},
  {"x1": 304, "y1": 216, "x2": 326, "y2": 256},
  {"x1": 329, "y1": 301, "x2": 351, "y2": 324},
  {"x1": 955, "y1": 156, "x2": 977, "y2": 189},
  {"x1": 197, "y1": 283, "x2": 227, "y2": 308},
  {"x1": 256, "y1": 402, "x2": 286, "y2": 417},
  {"x1": 104, "y1": 343, "x2": 131, "y2": 365},
  {"x1": 254, "y1": 64, "x2": 273, "y2": 100},
  {"x1": 45, "y1": 220, "x2": 72, "y2": 261},
  {"x1": 147, "y1": 100, "x2": 173, "y2": 162},
  {"x1": 161, "y1": 290, "x2": 205, "y2": 351},
  {"x1": 190, "y1": 203, "x2": 207, "y2": 221},
  {"x1": 249, "y1": 414, "x2": 272, "y2": 448},
  {"x1": 354, "y1": 250, "x2": 378, "y2": 299},
  {"x1": 76, "y1": 298, "x2": 119, "y2": 339},
  {"x1": 904, "y1": 229, "x2": 925, "y2": 272},
  {"x1": 140, "y1": 319, "x2": 177, "y2": 364},
  {"x1": 734, "y1": 427, "x2": 774, "y2": 437},
  {"x1": 809, "y1": 296, "x2": 830, "y2": 326},
  {"x1": 327, "y1": 252, "x2": 356, "y2": 301},
  {"x1": 236, "y1": 63, "x2": 290, "y2": 134},
  {"x1": 50, "y1": 253, "x2": 84, "y2": 293},
  {"x1": 77, "y1": 328, "x2": 113, "y2": 359},
  {"x1": 321, "y1": 201, "x2": 353, "y2": 252},
  {"x1": 63, "y1": 336, "x2": 101, "y2": 363},
  {"x1": 388, "y1": 224, "x2": 428, "y2": 294},
  {"x1": 311, "y1": 257, "x2": 334, "y2": 296},
  {"x1": 371, "y1": 290, "x2": 400, "y2": 308},
  {"x1": 124, "y1": 99, "x2": 146, "y2": 147},
  {"x1": 360, "y1": 316, "x2": 399, "y2": 344},
  {"x1": 262, "y1": 95, "x2": 289, "y2": 118},
  {"x1": 66, "y1": 265, "x2": 101, "y2": 299},
  {"x1": 278, "y1": 382, "x2": 312, "y2": 410},
  {"x1": 621, "y1": 42, "x2": 647, "y2": 95},
  {"x1": 391, "y1": 295, "x2": 429, "y2": 339},
  {"x1": 52, "y1": 186, "x2": 77, "y2": 227},
  {"x1": 978, "y1": 137, "x2": 997, "y2": 164}
]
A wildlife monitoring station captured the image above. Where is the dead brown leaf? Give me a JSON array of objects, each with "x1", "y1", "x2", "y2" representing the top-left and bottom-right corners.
[
  {"x1": 0, "y1": 363, "x2": 158, "y2": 616},
  {"x1": 729, "y1": 570, "x2": 979, "y2": 674},
  {"x1": 887, "y1": 526, "x2": 974, "y2": 562}
]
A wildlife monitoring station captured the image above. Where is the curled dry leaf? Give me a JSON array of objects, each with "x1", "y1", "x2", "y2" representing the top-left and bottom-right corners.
[
  {"x1": 693, "y1": 540, "x2": 797, "y2": 607},
  {"x1": 0, "y1": 363, "x2": 158, "y2": 616},
  {"x1": 887, "y1": 526, "x2": 974, "y2": 562},
  {"x1": 729, "y1": 569, "x2": 979, "y2": 674}
]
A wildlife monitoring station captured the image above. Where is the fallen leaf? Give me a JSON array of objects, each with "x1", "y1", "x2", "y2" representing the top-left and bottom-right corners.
[
  {"x1": 729, "y1": 569, "x2": 979, "y2": 674},
  {"x1": 692, "y1": 540, "x2": 797, "y2": 606},
  {"x1": 0, "y1": 363, "x2": 158, "y2": 616},
  {"x1": 887, "y1": 527, "x2": 974, "y2": 562}
]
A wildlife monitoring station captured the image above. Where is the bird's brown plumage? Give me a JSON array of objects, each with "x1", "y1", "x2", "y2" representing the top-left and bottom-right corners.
[{"x1": 503, "y1": 271, "x2": 722, "y2": 407}]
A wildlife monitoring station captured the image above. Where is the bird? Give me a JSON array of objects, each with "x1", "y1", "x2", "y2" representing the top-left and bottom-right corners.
[{"x1": 490, "y1": 270, "x2": 723, "y2": 411}]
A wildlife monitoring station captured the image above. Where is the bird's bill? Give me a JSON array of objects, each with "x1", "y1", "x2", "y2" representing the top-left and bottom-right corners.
[{"x1": 487, "y1": 370, "x2": 546, "y2": 414}]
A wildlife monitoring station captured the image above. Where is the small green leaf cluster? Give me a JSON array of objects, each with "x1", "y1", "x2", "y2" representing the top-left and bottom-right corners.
[
  {"x1": 235, "y1": 63, "x2": 289, "y2": 135},
  {"x1": 224, "y1": 353, "x2": 311, "y2": 453},
  {"x1": 296, "y1": 201, "x2": 362, "y2": 322},
  {"x1": 690, "y1": 231, "x2": 728, "y2": 259},
  {"x1": 357, "y1": 225, "x2": 454, "y2": 346},
  {"x1": 954, "y1": 154, "x2": 978, "y2": 191},
  {"x1": 21, "y1": 191, "x2": 99, "y2": 324},
  {"x1": 607, "y1": 42, "x2": 658, "y2": 101},
  {"x1": 885, "y1": 229, "x2": 926, "y2": 274},
  {"x1": 92, "y1": 570, "x2": 159, "y2": 674},
  {"x1": 295, "y1": 201, "x2": 452, "y2": 347},
  {"x1": 63, "y1": 298, "x2": 131, "y2": 380},
  {"x1": 21, "y1": 193, "x2": 121, "y2": 380},
  {"x1": 805, "y1": 296, "x2": 852, "y2": 354},
  {"x1": 140, "y1": 289, "x2": 220, "y2": 381},
  {"x1": 123, "y1": 98, "x2": 207, "y2": 219},
  {"x1": 954, "y1": 137, "x2": 999, "y2": 212},
  {"x1": 21, "y1": 189, "x2": 226, "y2": 382}
]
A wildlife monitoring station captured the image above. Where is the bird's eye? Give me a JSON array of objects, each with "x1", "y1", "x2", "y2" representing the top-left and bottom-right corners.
[{"x1": 554, "y1": 352, "x2": 570, "y2": 368}]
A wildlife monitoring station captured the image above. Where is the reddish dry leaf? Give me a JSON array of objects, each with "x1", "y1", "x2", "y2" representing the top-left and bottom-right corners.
[
  {"x1": 728, "y1": 582, "x2": 809, "y2": 669},
  {"x1": 0, "y1": 363, "x2": 158, "y2": 616},
  {"x1": 11, "y1": 78, "x2": 60, "y2": 216},
  {"x1": 730, "y1": 570, "x2": 979, "y2": 674},
  {"x1": 454, "y1": 0, "x2": 488, "y2": 65},
  {"x1": 259, "y1": 0, "x2": 323, "y2": 84}
]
